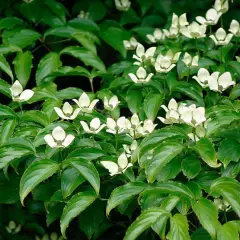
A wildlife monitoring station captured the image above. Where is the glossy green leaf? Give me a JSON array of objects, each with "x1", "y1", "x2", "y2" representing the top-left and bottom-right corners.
[
  {"x1": 20, "y1": 159, "x2": 59, "y2": 205},
  {"x1": 0, "y1": 79, "x2": 11, "y2": 97},
  {"x1": 56, "y1": 87, "x2": 83, "y2": 100},
  {"x1": 0, "y1": 105, "x2": 17, "y2": 120},
  {"x1": 60, "y1": 191, "x2": 97, "y2": 238},
  {"x1": 182, "y1": 155, "x2": 201, "y2": 179},
  {"x1": 0, "y1": 54, "x2": 13, "y2": 80},
  {"x1": 50, "y1": 66, "x2": 90, "y2": 78},
  {"x1": 217, "y1": 222, "x2": 239, "y2": 240},
  {"x1": 0, "y1": 119, "x2": 17, "y2": 145},
  {"x1": 0, "y1": 45, "x2": 22, "y2": 54},
  {"x1": 126, "y1": 85, "x2": 143, "y2": 113}
]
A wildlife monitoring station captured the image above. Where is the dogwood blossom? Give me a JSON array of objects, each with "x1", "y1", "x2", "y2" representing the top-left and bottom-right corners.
[
  {"x1": 133, "y1": 43, "x2": 156, "y2": 66},
  {"x1": 171, "y1": 13, "x2": 189, "y2": 28},
  {"x1": 182, "y1": 53, "x2": 199, "y2": 67},
  {"x1": 214, "y1": 198, "x2": 231, "y2": 211},
  {"x1": 36, "y1": 232, "x2": 64, "y2": 240},
  {"x1": 106, "y1": 117, "x2": 131, "y2": 134},
  {"x1": 158, "y1": 98, "x2": 180, "y2": 124},
  {"x1": 78, "y1": 10, "x2": 89, "y2": 19},
  {"x1": 115, "y1": 0, "x2": 131, "y2": 11},
  {"x1": 188, "y1": 125, "x2": 206, "y2": 142},
  {"x1": 193, "y1": 68, "x2": 212, "y2": 88},
  {"x1": 196, "y1": 8, "x2": 221, "y2": 25},
  {"x1": 180, "y1": 21, "x2": 207, "y2": 39},
  {"x1": 128, "y1": 67, "x2": 154, "y2": 84},
  {"x1": 163, "y1": 26, "x2": 179, "y2": 39},
  {"x1": 101, "y1": 152, "x2": 133, "y2": 176},
  {"x1": 6, "y1": 221, "x2": 21, "y2": 234},
  {"x1": 146, "y1": 29, "x2": 165, "y2": 43},
  {"x1": 214, "y1": 0, "x2": 229, "y2": 14},
  {"x1": 123, "y1": 140, "x2": 138, "y2": 158},
  {"x1": 210, "y1": 28, "x2": 233, "y2": 45},
  {"x1": 104, "y1": 96, "x2": 120, "y2": 111},
  {"x1": 123, "y1": 37, "x2": 138, "y2": 50},
  {"x1": 236, "y1": 56, "x2": 240, "y2": 62},
  {"x1": 80, "y1": 118, "x2": 106, "y2": 134},
  {"x1": 73, "y1": 92, "x2": 99, "y2": 113},
  {"x1": 54, "y1": 102, "x2": 80, "y2": 120},
  {"x1": 229, "y1": 20, "x2": 240, "y2": 37},
  {"x1": 9, "y1": 80, "x2": 34, "y2": 102},
  {"x1": 208, "y1": 72, "x2": 235, "y2": 92},
  {"x1": 44, "y1": 126, "x2": 75, "y2": 148}
]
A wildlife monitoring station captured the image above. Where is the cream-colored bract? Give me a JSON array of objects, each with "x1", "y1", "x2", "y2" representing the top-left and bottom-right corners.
[
  {"x1": 133, "y1": 43, "x2": 156, "y2": 66},
  {"x1": 128, "y1": 67, "x2": 154, "y2": 84},
  {"x1": 106, "y1": 117, "x2": 131, "y2": 134},
  {"x1": 9, "y1": 80, "x2": 34, "y2": 102},
  {"x1": 123, "y1": 37, "x2": 138, "y2": 50},
  {"x1": 210, "y1": 28, "x2": 233, "y2": 45},
  {"x1": 54, "y1": 102, "x2": 80, "y2": 120},
  {"x1": 182, "y1": 53, "x2": 199, "y2": 67},
  {"x1": 214, "y1": 0, "x2": 229, "y2": 14},
  {"x1": 44, "y1": 126, "x2": 75, "y2": 148},
  {"x1": 196, "y1": 8, "x2": 222, "y2": 26},
  {"x1": 80, "y1": 118, "x2": 106, "y2": 134},
  {"x1": 147, "y1": 29, "x2": 165, "y2": 43},
  {"x1": 115, "y1": 0, "x2": 131, "y2": 11},
  {"x1": 229, "y1": 20, "x2": 240, "y2": 37},
  {"x1": 180, "y1": 21, "x2": 207, "y2": 39},
  {"x1": 104, "y1": 95, "x2": 120, "y2": 111}
]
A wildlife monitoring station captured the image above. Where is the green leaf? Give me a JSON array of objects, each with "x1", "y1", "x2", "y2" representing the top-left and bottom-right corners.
[
  {"x1": 194, "y1": 138, "x2": 221, "y2": 168},
  {"x1": 20, "y1": 159, "x2": 59, "y2": 205},
  {"x1": 211, "y1": 177, "x2": 240, "y2": 217},
  {"x1": 13, "y1": 51, "x2": 33, "y2": 87},
  {"x1": 126, "y1": 85, "x2": 143, "y2": 113},
  {"x1": 145, "y1": 141, "x2": 184, "y2": 183},
  {"x1": 68, "y1": 158, "x2": 100, "y2": 195},
  {"x1": 36, "y1": 52, "x2": 62, "y2": 85},
  {"x1": 2, "y1": 29, "x2": 41, "y2": 49},
  {"x1": 191, "y1": 228, "x2": 211, "y2": 240},
  {"x1": 217, "y1": 222, "x2": 239, "y2": 240},
  {"x1": 143, "y1": 93, "x2": 163, "y2": 120},
  {"x1": 0, "y1": 104, "x2": 18, "y2": 120},
  {"x1": 0, "y1": 79, "x2": 11, "y2": 98},
  {"x1": 68, "y1": 18, "x2": 100, "y2": 32},
  {"x1": 50, "y1": 66, "x2": 90, "y2": 78},
  {"x1": 61, "y1": 168, "x2": 85, "y2": 199},
  {"x1": 167, "y1": 214, "x2": 191, "y2": 240},
  {"x1": 107, "y1": 182, "x2": 147, "y2": 216},
  {"x1": 218, "y1": 138, "x2": 240, "y2": 168},
  {"x1": 0, "y1": 119, "x2": 17, "y2": 145},
  {"x1": 99, "y1": 27, "x2": 128, "y2": 58},
  {"x1": 0, "y1": 54, "x2": 13, "y2": 80},
  {"x1": 230, "y1": 84, "x2": 240, "y2": 99},
  {"x1": 44, "y1": 25, "x2": 77, "y2": 38},
  {"x1": 0, "y1": 45, "x2": 22, "y2": 54},
  {"x1": 0, "y1": 17, "x2": 25, "y2": 29},
  {"x1": 124, "y1": 208, "x2": 169, "y2": 240},
  {"x1": 192, "y1": 198, "x2": 220, "y2": 239},
  {"x1": 21, "y1": 110, "x2": 50, "y2": 127},
  {"x1": 182, "y1": 155, "x2": 201, "y2": 179},
  {"x1": 60, "y1": 46, "x2": 106, "y2": 72},
  {"x1": 56, "y1": 87, "x2": 83, "y2": 100},
  {"x1": 60, "y1": 191, "x2": 97, "y2": 238}
]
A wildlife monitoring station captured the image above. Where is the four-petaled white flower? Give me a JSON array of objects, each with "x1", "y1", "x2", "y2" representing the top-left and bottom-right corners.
[
  {"x1": 182, "y1": 53, "x2": 199, "y2": 67},
  {"x1": 172, "y1": 13, "x2": 189, "y2": 28},
  {"x1": 115, "y1": 0, "x2": 131, "y2": 11},
  {"x1": 214, "y1": 0, "x2": 229, "y2": 14},
  {"x1": 196, "y1": 8, "x2": 222, "y2": 25},
  {"x1": 6, "y1": 221, "x2": 21, "y2": 235},
  {"x1": 73, "y1": 92, "x2": 99, "y2": 113},
  {"x1": 229, "y1": 20, "x2": 240, "y2": 37},
  {"x1": 133, "y1": 43, "x2": 156, "y2": 66},
  {"x1": 210, "y1": 28, "x2": 233, "y2": 45},
  {"x1": 101, "y1": 152, "x2": 132, "y2": 176},
  {"x1": 123, "y1": 140, "x2": 138, "y2": 158},
  {"x1": 36, "y1": 232, "x2": 64, "y2": 240},
  {"x1": 123, "y1": 37, "x2": 138, "y2": 50},
  {"x1": 163, "y1": 26, "x2": 179, "y2": 39},
  {"x1": 80, "y1": 118, "x2": 106, "y2": 134},
  {"x1": 193, "y1": 68, "x2": 213, "y2": 88},
  {"x1": 158, "y1": 98, "x2": 180, "y2": 124},
  {"x1": 104, "y1": 96, "x2": 120, "y2": 111},
  {"x1": 78, "y1": 10, "x2": 89, "y2": 19},
  {"x1": 54, "y1": 102, "x2": 80, "y2": 120},
  {"x1": 44, "y1": 126, "x2": 75, "y2": 148},
  {"x1": 179, "y1": 104, "x2": 206, "y2": 127},
  {"x1": 208, "y1": 72, "x2": 235, "y2": 92},
  {"x1": 188, "y1": 125, "x2": 206, "y2": 142},
  {"x1": 180, "y1": 21, "x2": 207, "y2": 39},
  {"x1": 134, "y1": 119, "x2": 157, "y2": 137},
  {"x1": 106, "y1": 117, "x2": 131, "y2": 134},
  {"x1": 146, "y1": 29, "x2": 165, "y2": 43},
  {"x1": 128, "y1": 67, "x2": 154, "y2": 84},
  {"x1": 9, "y1": 80, "x2": 34, "y2": 102}
]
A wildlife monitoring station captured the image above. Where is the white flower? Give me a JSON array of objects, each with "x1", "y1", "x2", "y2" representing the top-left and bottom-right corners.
[
  {"x1": 135, "y1": 119, "x2": 157, "y2": 137},
  {"x1": 101, "y1": 152, "x2": 133, "y2": 176},
  {"x1": 158, "y1": 98, "x2": 180, "y2": 124},
  {"x1": 54, "y1": 102, "x2": 80, "y2": 120},
  {"x1": 123, "y1": 140, "x2": 138, "y2": 158},
  {"x1": 80, "y1": 118, "x2": 106, "y2": 134},
  {"x1": 9, "y1": 80, "x2": 34, "y2": 102},
  {"x1": 236, "y1": 56, "x2": 240, "y2": 62},
  {"x1": 36, "y1": 233, "x2": 64, "y2": 240},
  {"x1": 208, "y1": 72, "x2": 235, "y2": 92},
  {"x1": 123, "y1": 37, "x2": 138, "y2": 50},
  {"x1": 210, "y1": 28, "x2": 233, "y2": 45},
  {"x1": 188, "y1": 125, "x2": 206, "y2": 142},
  {"x1": 179, "y1": 104, "x2": 206, "y2": 127},
  {"x1": 146, "y1": 29, "x2": 165, "y2": 43},
  {"x1": 104, "y1": 96, "x2": 120, "y2": 111},
  {"x1": 196, "y1": 8, "x2": 221, "y2": 25},
  {"x1": 172, "y1": 13, "x2": 189, "y2": 28},
  {"x1": 44, "y1": 126, "x2": 75, "y2": 148},
  {"x1": 78, "y1": 10, "x2": 89, "y2": 19},
  {"x1": 133, "y1": 43, "x2": 156, "y2": 66},
  {"x1": 115, "y1": 0, "x2": 131, "y2": 11},
  {"x1": 180, "y1": 21, "x2": 207, "y2": 39},
  {"x1": 182, "y1": 53, "x2": 199, "y2": 67},
  {"x1": 214, "y1": 198, "x2": 231, "y2": 211},
  {"x1": 193, "y1": 68, "x2": 212, "y2": 88},
  {"x1": 214, "y1": 0, "x2": 229, "y2": 13},
  {"x1": 128, "y1": 67, "x2": 154, "y2": 84},
  {"x1": 23, "y1": 0, "x2": 34, "y2": 3},
  {"x1": 73, "y1": 92, "x2": 99, "y2": 113},
  {"x1": 229, "y1": 20, "x2": 240, "y2": 37},
  {"x1": 163, "y1": 26, "x2": 179, "y2": 38},
  {"x1": 6, "y1": 221, "x2": 21, "y2": 234},
  {"x1": 155, "y1": 50, "x2": 181, "y2": 73},
  {"x1": 106, "y1": 117, "x2": 131, "y2": 134}
]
